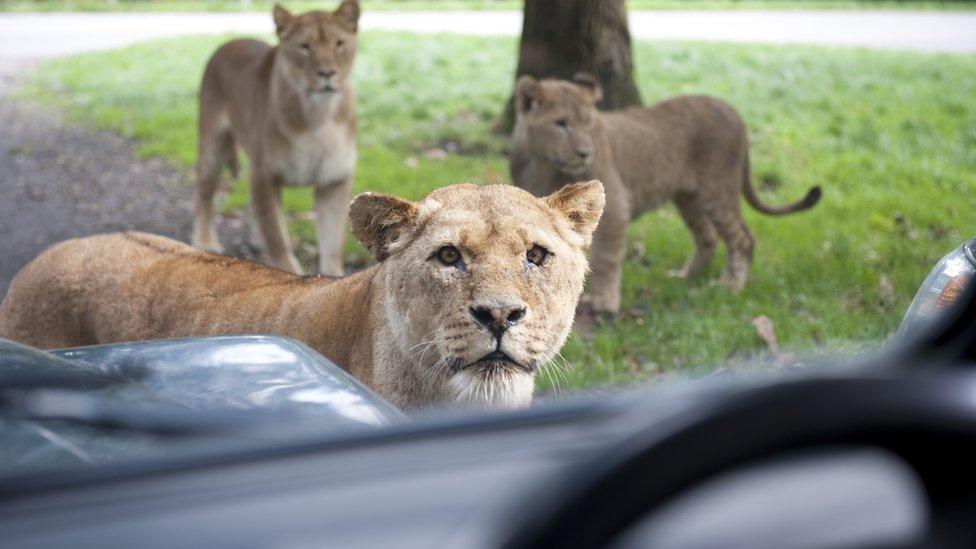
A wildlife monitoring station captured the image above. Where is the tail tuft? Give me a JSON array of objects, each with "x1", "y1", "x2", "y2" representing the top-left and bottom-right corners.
[
  {"x1": 802, "y1": 186, "x2": 823, "y2": 208},
  {"x1": 743, "y1": 151, "x2": 821, "y2": 216}
]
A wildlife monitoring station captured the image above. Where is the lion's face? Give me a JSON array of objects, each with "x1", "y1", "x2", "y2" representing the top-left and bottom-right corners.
[
  {"x1": 349, "y1": 182, "x2": 605, "y2": 409},
  {"x1": 273, "y1": 2, "x2": 359, "y2": 95},
  {"x1": 514, "y1": 74, "x2": 603, "y2": 178}
]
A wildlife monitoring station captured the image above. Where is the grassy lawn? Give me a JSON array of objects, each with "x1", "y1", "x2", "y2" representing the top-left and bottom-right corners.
[
  {"x1": 4, "y1": 0, "x2": 976, "y2": 11},
  {"x1": 21, "y1": 32, "x2": 976, "y2": 392}
]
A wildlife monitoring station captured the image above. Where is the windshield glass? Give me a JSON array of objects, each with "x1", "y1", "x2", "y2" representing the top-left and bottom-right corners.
[{"x1": 0, "y1": 1, "x2": 973, "y2": 483}]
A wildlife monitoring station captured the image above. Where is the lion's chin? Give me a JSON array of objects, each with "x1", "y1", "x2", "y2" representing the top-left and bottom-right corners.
[
  {"x1": 448, "y1": 366, "x2": 534, "y2": 409},
  {"x1": 552, "y1": 159, "x2": 590, "y2": 178}
]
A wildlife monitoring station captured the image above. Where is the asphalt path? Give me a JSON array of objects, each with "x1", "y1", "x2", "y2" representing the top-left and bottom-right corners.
[{"x1": 1, "y1": 10, "x2": 974, "y2": 64}]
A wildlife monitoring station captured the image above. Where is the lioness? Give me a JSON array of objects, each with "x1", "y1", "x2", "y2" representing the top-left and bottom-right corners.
[
  {"x1": 511, "y1": 74, "x2": 821, "y2": 315},
  {"x1": 0, "y1": 182, "x2": 605, "y2": 409},
  {"x1": 192, "y1": 2, "x2": 359, "y2": 276}
]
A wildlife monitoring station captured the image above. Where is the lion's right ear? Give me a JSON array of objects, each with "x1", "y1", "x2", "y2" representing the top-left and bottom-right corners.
[
  {"x1": 516, "y1": 75, "x2": 541, "y2": 114},
  {"x1": 349, "y1": 193, "x2": 419, "y2": 261},
  {"x1": 272, "y1": 4, "x2": 294, "y2": 38},
  {"x1": 544, "y1": 180, "x2": 606, "y2": 248}
]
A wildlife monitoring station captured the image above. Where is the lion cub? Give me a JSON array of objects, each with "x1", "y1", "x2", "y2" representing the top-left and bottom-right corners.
[
  {"x1": 511, "y1": 74, "x2": 821, "y2": 315},
  {"x1": 192, "y1": 2, "x2": 359, "y2": 276},
  {"x1": 1, "y1": 182, "x2": 605, "y2": 410}
]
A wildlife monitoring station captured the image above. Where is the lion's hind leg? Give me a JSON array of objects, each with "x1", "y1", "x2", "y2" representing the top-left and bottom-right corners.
[
  {"x1": 707, "y1": 203, "x2": 754, "y2": 291},
  {"x1": 669, "y1": 193, "x2": 718, "y2": 279},
  {"x1": 192, "y1": 108, "x2": 236, "y2": 254},
  {"x1": 0, "y1": 240, "x2": 98, "y2": 349}
]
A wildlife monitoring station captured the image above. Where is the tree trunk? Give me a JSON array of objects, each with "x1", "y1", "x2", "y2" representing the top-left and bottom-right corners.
[{"x1": 498, "y1": 0, "x2": 642, "y2": 133}]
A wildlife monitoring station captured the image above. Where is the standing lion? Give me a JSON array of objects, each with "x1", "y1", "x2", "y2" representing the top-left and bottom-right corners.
[
  {"x1": 511, "y1": 73, "x2": 821, "y2": 316},
  {"x1": 192, "y1": 2, "x2": 360, "y2": 276}
]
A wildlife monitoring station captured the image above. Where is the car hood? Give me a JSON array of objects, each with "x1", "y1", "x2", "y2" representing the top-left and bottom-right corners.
[{"x1": 0, "y1": 336, "x2": 404, "y2": 478}]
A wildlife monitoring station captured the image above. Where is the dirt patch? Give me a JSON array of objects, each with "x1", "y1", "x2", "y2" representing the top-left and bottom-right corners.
[{"x1": 0, "y1": 95, "x2": 255, "y2": 298}]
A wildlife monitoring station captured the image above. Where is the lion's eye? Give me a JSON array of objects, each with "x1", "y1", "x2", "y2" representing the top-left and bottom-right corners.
[
  {"x1": 555, "y1": 119, "x2": 568, "y2": 128},
  {"x1": 299, "y1": 43, "x2": 311, "y2": 52},
  {"x1": 526, "y1": 245, "x2": 550, "y2": 266},
  {"x1": 336, "y1": 39, "x2": 345, "y2": 48},
  {"x1": 434, "y1": 246, "x2": 462, "y2": 266}
]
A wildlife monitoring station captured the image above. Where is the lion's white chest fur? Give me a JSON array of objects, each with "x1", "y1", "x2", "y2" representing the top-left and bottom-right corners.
[
  {"x1": 448, "y1": 369, "x2": 535, "y2": 409},
  {"x1": 271, "y1": 122, "x2": 356, "y2": 188}
]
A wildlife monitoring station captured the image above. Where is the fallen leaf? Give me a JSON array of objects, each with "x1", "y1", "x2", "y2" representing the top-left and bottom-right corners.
[
  {"x1": 879, "y1": 274, "x2": 894, "y2": 302},
  {"x1": 423, "y1": 148, "x2": 448, "y2": 161},
  {"x1": 752, "y1": 315, "x2": 779, "y2": 355},
  {"x1": 753, "y1": 315, "x2": 800, "y2": 367}
]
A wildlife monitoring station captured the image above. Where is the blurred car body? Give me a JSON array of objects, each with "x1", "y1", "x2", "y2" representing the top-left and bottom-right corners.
[{"x1": 0, "y1": 239, "x2": 974, "y2": 548}]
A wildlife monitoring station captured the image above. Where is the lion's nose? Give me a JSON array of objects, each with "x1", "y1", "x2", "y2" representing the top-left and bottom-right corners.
[
  {"x1": 576, "y1": 147, "x2": 592, "y2": 160},
  {"x1": 317, "y1": 69, "x2": 336, "y2": 79},
  {"x1": 470, "y1": 303, "x2": 526, "y2": 337}
]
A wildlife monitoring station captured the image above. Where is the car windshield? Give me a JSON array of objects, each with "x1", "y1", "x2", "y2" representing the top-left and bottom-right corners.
[{"x1": 0, "y1": 1, "x2": 973, "y2": 484}]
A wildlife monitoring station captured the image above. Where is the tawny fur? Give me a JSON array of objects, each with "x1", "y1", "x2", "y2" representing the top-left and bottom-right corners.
[
  {"x1": 1, "y1": 183, "x2": 605, "y2": 410},
  {"x1": 510, "y1": 75, "x2": 821, "y2": 314},
  {"x1": 192, "y1": 2, "x2": 359, "y2": 276}
]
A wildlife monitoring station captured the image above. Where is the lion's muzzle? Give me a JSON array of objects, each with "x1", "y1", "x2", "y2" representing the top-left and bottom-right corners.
[{"x1": 469, "y1": 302, "x2": 526, "y2": 338}]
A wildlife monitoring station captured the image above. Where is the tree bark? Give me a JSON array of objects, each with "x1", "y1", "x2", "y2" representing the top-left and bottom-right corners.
[{"x1": 498, "y1": 0, "x2": 642, "y2": 133}]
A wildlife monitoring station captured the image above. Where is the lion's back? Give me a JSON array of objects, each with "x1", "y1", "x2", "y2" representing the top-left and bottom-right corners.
[
  {"x1": 0, "y1": 232, "x2": 240, "y2": 347},
  {"x1": 602, "y1": 95, "x2": 748, "y2": 207},
  {"x1": 606, "y1": 95, "x2": 745, "y2": 149}
]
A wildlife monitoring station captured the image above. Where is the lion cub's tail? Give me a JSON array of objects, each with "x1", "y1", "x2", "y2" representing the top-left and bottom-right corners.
[{"x1": 742, "y1": 155, "x2": 821, "y2": 216}]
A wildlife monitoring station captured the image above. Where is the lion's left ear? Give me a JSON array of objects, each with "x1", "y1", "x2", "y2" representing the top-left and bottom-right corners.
[
  {"x1": 334, "y1": 0, "x2": 360, "y2": 32},
  {"x1": 349, "y1": 192, "x2": 418, "y2": 261},
  {"x1": 570, "y1": 72, "x2": 603, "y2": 104},
  {"x1": 544, "y1": 180, "x2": 606, "y2": 248}
]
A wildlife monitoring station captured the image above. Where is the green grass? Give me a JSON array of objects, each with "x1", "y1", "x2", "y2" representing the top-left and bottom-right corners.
[
  {"x1": 4, "y1": 0, "x2": 975, "y2": 11},
  {"x1": 20, "y1": 32, "x2": 976, "y2": 392}
]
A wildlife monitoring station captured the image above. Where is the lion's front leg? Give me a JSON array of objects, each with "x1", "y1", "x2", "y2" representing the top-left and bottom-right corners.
[
  {"x1": 314, "y1": 176, "x2": 353, "y2": 278},
  {"x1": 582, "y1": 184, "x2": 630, "y2": 317},
  {"x1": 251, "y1": 171, "x2": 303, "y2": 274}
]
